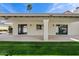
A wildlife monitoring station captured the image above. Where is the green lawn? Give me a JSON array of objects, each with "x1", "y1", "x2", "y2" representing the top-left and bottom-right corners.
[{"x1": 0, "y1": 41, "x2": 79, "y2": 55}]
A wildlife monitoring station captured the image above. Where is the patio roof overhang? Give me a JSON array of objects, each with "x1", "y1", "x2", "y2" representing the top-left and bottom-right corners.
[{"x1": 0, "y1": 13, "x2": 79, "y2": 18}]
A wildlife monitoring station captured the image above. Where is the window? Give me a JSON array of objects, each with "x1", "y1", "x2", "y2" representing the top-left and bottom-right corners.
[{"x1": 36, "y1": 24, "x2": 43, "y2": 30}]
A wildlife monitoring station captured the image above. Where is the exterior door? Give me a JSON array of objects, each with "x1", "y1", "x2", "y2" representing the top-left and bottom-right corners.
[{"x1": 18, "y1": 24, "x2": 27, "y2": 34}]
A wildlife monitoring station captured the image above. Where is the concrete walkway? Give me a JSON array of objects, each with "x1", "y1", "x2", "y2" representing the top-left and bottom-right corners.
[{"x1": 0, "y1": 35, "x2": 79, "y2": 42}]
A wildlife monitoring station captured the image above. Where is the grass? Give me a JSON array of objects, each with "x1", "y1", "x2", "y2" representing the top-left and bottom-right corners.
[{"x1": 0, "y1": 41, "x2": 79, "y2": 55}]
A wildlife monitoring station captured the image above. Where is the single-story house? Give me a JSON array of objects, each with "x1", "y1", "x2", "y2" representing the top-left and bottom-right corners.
[
  {"x1": 0, "y1": 13, "x2": 79, "y2": 41},
  {"x1": 0, "y1": 7, "x2": 79, "y2": 40}
]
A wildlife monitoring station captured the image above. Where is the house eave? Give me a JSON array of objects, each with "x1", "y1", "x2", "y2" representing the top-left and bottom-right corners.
[{"x1": 0, "y1": 13, "x2": 79, "y2": 17}]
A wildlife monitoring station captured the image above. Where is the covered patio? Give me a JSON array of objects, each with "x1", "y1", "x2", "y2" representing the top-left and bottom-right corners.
[{"x1": 0, "y1": 14, "x2": 79, "y2": 41}]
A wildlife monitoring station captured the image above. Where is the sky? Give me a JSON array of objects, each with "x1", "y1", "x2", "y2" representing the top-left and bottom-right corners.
[{"x1": 0, "y1": 3, "x2": 79, "y2": 13}]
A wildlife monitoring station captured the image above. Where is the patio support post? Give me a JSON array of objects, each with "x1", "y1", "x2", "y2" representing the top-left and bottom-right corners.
[
  {"x1": 43, "y1": 19, "x2": 49, "y2": 41},
  {"x1": 13, "y1": 24, "x2": 18, "y2": 35}
]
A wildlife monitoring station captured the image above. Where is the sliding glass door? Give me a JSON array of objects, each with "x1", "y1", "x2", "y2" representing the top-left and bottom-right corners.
[{"x1": 56, "y1": 24, "x2": 68, "y2": 35}]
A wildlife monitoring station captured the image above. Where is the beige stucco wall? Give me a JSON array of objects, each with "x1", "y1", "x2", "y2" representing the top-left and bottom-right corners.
[
  {"x1": 1, "y1": 16, "x2": 79, "y2": 35},
  {"x1": 49, "y1": 17, "x2": 79, "y2": 35},
  {"x1": 9, "y1": 17, "x2": 44, "y2": 35},
  {"x1": 68, "y1": 22, "x2": 79, "y2": 35}
]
